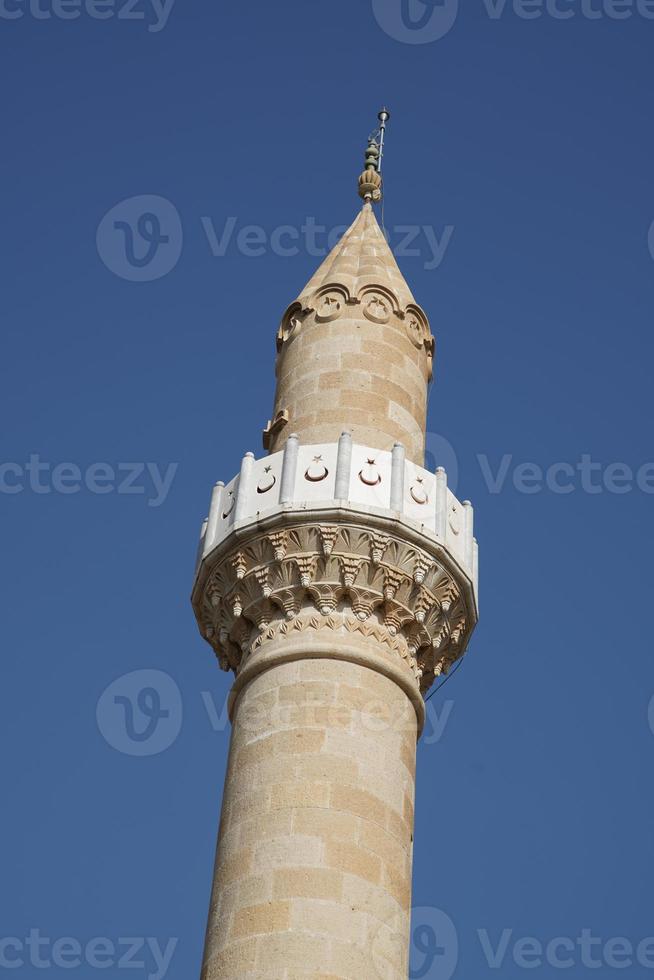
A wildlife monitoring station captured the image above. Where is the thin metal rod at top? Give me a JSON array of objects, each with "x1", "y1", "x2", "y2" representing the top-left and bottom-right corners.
[{"x1": 377, "y1": 107, "x2": 390, "y2": 174}]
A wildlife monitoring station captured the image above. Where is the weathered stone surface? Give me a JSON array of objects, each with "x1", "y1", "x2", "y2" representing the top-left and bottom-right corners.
[{"x1": 201, "y1": 659, "x2": 415, "y2": 980}]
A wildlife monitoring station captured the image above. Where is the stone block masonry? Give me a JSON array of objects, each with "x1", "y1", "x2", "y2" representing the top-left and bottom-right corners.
[
  {"x1": 192, "y1": 173, "x2": 479, "y2": 978},
  {"x1": 201, "y1": 658, "x2": 416, "y2": 980}
]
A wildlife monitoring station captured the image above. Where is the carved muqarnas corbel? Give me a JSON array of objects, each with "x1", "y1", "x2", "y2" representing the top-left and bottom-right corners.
[{"x1": 195, "y1": 522, "x2": 472, "y2": 694}]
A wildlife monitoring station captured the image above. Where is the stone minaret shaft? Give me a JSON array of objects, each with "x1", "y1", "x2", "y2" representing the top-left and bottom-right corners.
[
  {"x1": 266, "y1": 202, "x2": 433, "y2": 466},
  {"x1": 192, "y1": 132, "x2": 479, "y2": 979}
]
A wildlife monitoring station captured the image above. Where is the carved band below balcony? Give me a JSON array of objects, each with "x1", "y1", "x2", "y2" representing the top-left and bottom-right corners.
[{"x1": 195, "y1": 521, "x2": 472, "y2": 694}]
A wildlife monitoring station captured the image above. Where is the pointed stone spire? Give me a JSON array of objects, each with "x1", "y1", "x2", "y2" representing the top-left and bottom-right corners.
[
  {"x1": 269, "y1": 198, "x2": 434, "y2": 464},
  {"x1": 294, "y1": 202, "x2": 416, "y2": 312},
  {"x1": 264, "y1": 108, "x2": 435, "y2": 464}
]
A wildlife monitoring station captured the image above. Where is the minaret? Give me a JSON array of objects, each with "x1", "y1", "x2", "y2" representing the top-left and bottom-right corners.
[{"x1": 192, "y1": 111, "x2": 479, "y2": 980}]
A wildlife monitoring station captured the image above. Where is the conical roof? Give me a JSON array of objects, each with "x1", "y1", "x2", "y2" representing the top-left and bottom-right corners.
[{"x1": 294, "y1": 202, "x2": 416, "y2": 311}]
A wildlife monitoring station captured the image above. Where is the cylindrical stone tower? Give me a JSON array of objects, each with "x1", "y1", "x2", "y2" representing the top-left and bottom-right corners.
[
  {"x1": 267, "y1": 202, "x2": 433, "y2": 466},
  {"x1": 192, "y1": 120, "x2": 479, "y2": 980}
]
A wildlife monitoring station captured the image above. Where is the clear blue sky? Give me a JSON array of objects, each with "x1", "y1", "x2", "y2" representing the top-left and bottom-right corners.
[{"x1": 3, "y1": 2, "x2": 654, "y2": 977}]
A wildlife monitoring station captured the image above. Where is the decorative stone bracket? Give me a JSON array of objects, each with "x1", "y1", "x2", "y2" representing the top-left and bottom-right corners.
[
  {"x1": 192, "y1": 519, "x2": 476, "y2": 696},
  {"x1": 262, "y1": 409, "x2": 289, "y2": 451}
]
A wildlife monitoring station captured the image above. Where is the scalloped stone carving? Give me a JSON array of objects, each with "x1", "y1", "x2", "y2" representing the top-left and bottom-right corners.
[
  {"x1": 364, "y1": 295, "x2": 391, "y2": 324},
  {"x1": 370, "y1": 533, "x2": 390, "y2": 564},
  {"x1": 195, "y1": 521, "x2": 472, "y2": 693},
  {"x1": 406, "y1": 315, "x2": 424, "y2": 349},
  {"x1": 277, "y1": 314, "x2": 302, "y2": 348},
  {"x1": 316, "y1": 293, "x2": 342, "y2": 322},
  {"x1": 318, "y1": 526, "x2": 339, "y2": 556}
]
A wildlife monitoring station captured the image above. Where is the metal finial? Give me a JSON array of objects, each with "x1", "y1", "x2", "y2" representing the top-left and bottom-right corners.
[
  {"x1": 358, "y1": 107, "x2": 390, "y2": 205},
  {"x1": 377, "y1": 107, "x2": 390, "y2": 174}
]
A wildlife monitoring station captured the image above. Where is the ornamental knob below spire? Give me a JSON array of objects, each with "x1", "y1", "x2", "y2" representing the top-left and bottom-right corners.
[
  {"x1": 358, "y1": 107, "x2": 389, "y2": 203},
  {"x1": 358, "y1": 165, "x2": 382, "y2": 203}
]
